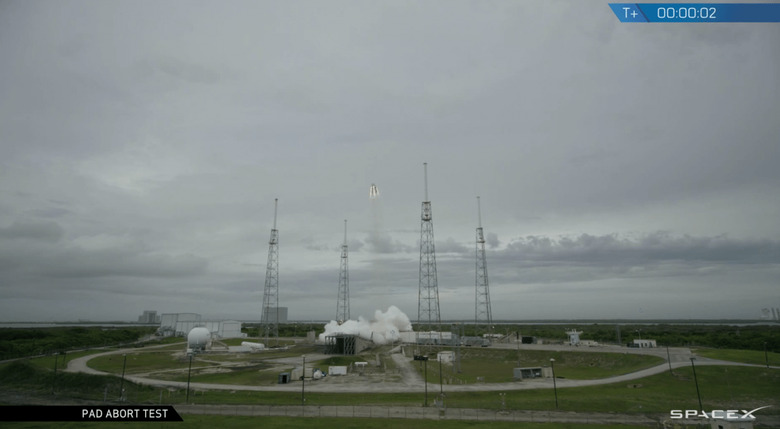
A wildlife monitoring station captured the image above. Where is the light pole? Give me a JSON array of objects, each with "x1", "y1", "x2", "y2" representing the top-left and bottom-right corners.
[
  {"x1": 301, "y1": 355, "x2": 306, "y2": 407},
  {"x1": 764, "y1": 342, "x2": 769, "y2": 368},
  {"x1": 438, "y1": 356, "x2": 443, "y2": 395},
  {"x1": 186, "y1": 352, "x2": 193, "y2": 404},
  {"x1": 689, "y1": 357, "x2": 703, "y2": 411},
  {"x1": 52, "y1": 351, "x2": 60, "y2": 394},
  {"x1": 414, "y1": 354, "x2": 429, "y2": 406},
  {"x1": 120, "y1": 353, "x2": 127, "y2": 402},
  {"x1": 438, "y1": 354, "x2": 445, "y2": 408},
  {"x1": 424, "y1": 356, "x2": 428, "y2": 407},
  {"x1": 550, "y1": 358, "x2": 558, "y2": 409}
]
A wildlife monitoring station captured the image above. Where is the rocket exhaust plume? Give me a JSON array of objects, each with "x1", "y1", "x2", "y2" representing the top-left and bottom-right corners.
[{"x1": 318, "y1": 305, "x2": 413, "y2": 345}]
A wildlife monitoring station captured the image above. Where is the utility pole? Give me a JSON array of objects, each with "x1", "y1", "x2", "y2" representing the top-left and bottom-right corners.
[
  {"x1": 261, "y1": 198, "x2": 280, "y2": 345},
  {"x1": 690, "y1": 357, "x2": 703, "y2": 412}
]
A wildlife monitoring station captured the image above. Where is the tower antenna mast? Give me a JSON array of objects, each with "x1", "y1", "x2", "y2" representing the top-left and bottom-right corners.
[
  {"x1": 418, "y1": 162, "x2": 441, "y2": 344},
  {"x1": 336, "y1": 219, "x2": 350, "y2": 323},
  {"x1": 475, "y1": 196, "x2": 493, "y2": 336},
  {"x1": 261, "y1": 198, "x2": 280, "y2": 345}
]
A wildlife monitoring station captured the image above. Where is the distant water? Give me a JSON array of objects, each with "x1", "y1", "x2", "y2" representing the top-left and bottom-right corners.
[{"x1": 0, "y1": 323, "x2": 156, "y2": 328}]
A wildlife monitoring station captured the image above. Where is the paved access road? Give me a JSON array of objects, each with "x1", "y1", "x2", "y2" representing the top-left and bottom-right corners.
[{"x1": 65, "y1": 342, "x2": 774, "y2": 393}]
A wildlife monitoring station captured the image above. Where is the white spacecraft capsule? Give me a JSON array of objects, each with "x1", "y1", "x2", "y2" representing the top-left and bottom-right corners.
[{"x1": 369, "y1": 183, "x2": 379, "y2": 199}]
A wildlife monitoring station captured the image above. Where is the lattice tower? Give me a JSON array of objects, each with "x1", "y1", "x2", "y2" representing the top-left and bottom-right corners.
[
  {"x1": 418, "y1": 162, "x2": 441, "y2": 341},
  {"x1": 261, "y1": 198, "x2": 280, "y2": 344},
  {"x1": 336, "y1": 219, "x2": 350, "y2": 323},
  {"x1": 475, "y1": 196, "x2": 493, "y2": 335}
]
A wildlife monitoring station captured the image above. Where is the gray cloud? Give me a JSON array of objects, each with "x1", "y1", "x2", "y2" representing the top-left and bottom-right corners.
[
  {"x1": 0, "y1": 1, "x2": 777, "y2": 321},
  {"x1": 0, "y1": 221, "x2": 64, "y2": 242},
  {"x1": 500, "y1": 233, "x2": 780, "y2": 267},
  {"x1": 486, "y1": 232, "x2": 500, "y2": 249},
  {"x1": 365, "y1": 232, "x2": 414, "y2": 254}
]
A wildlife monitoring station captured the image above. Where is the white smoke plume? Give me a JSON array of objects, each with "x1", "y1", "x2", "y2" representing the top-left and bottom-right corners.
[{"x1": 318, "y1": 305, "x2": 413, "y2": 345}]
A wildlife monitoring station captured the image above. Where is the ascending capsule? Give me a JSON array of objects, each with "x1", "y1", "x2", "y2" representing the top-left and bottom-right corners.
[{"x1": 369, "y1": 183, "x2": 379, "y2": 199}]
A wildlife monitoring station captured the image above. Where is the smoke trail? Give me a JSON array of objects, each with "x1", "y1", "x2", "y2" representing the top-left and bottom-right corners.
[
  {"x1": 367, "y1": 184, "x2": 389, "y2": 252},
  {"x1": 318, "y1": 305, "x2": 413, "y2": 345}
]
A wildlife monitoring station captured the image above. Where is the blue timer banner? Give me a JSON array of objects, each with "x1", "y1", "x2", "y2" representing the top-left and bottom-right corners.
[{"x1": 609, "y1": 3, "x2": 780, "y2": 22}]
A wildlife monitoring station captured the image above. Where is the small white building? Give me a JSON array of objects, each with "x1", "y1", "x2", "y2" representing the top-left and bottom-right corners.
[
  {"x1": 437, "y1": 351, "x2": 454, "y2": 364},
  {"x1": 328, "y1": 366, "x2": 348, "y2": 376},
  {"x1": 159, "y1": 314, "x2": 244, "y2": 339},
  {"x1": 633, "y1": 339, "x2": 657, "y2": 348},
  {"x1": 566, "y1": 330, "x2": 583, "y2": 346},
  {"x1": 401, "y1": 331, "x2": 453, "y2": 344}
]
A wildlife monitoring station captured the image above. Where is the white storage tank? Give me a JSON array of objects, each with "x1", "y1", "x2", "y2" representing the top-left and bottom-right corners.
[{"x1": 187, "y1": 327, "x2": 211, "y2": 351}]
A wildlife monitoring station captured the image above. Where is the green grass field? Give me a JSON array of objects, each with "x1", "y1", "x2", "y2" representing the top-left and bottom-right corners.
[
  {"x1": 5, "y1": 356, "x2": 776, "y2": 416},
  {"x1": 416, "y1": 348, "x2": 665, "y2": 384},
  {"x1": 692, "y1": 347, "x2": 780, "y2": 366},
  {"x1": 0, "y1": 415, "x2": 651, "y2": 429}
]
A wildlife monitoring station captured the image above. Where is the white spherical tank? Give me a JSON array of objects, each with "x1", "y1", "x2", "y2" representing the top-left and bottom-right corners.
[{"x1": 187, "y1": 327, "x2": 211, "y2": 350}]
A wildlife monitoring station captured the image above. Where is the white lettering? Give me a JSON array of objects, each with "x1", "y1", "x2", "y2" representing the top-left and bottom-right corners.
[
  {"x1": 142, "y1": 408, "x2": 168, "y2": 419},
  {"x1": 106, "y1": 408, "x2": 139, "y2": 419},
  {"x1": 81, "y1": 408, "x2": 102, "y2": 419}
]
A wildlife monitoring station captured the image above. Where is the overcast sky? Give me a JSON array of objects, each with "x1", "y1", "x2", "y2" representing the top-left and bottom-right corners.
[{"x1": 1, "y1": 1, "x2": 778, "y2": 322}]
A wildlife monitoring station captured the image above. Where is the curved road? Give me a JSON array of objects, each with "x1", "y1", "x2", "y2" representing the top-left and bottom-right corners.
[{"x1": 65, "y1": 343, "x2": 774, "y2": 393}]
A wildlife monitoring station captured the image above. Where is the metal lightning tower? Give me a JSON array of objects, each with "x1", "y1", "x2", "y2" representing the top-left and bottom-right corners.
[
  {"x1": 261, "y1": 198, "x2": 279, "y2": 345},
  {"x1": 474, "y1": 196, "x2": 493, "y2": 335},
  {"x1": 336, "y1": 219, "x2": 350, "y2": 323},
  {"x1": 418, "y1": 162, "x2": 441, "y2": 339}
]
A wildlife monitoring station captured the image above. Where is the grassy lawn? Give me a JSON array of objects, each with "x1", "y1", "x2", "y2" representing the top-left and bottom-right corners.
[
  {"x1": 0, "y1": 415, "x2": 650, "y2": 429},
  {"x1": 692, "y1": 347, "x2": 780, "y2": 366},
  {"x1": 87, "y1": 344, "x2": 324, "y2": 375},
  {"x1": 157, "y1": 366, "x2": 294, "y2": 385},
  {"x1": 443, "y1": 365, "x2": 780, "y2": 414},
  {"x1": 415, "y1": 348, "x2": 664, "y2": 384},
  {"x1": 88, "y1": 351, "x2": 209, "y2": 374},
  {"x1": 2, "y1": 356, "x2": 778, "y2": 417},
  {"x1": 26, "y1": 350, "x2": 105, "y2": 371}
]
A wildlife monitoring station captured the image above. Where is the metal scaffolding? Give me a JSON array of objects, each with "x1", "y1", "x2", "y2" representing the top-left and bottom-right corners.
[
  {"x1": 261, "y1": 198, "x2": 280, "y2": 344},
  {"x1": 336, "y1": 219, "x2": 350, "y2": 323},
  {"x1": 418, "y1": 163, "x2": 441, "y2": 339},
  {"x1": 475, "y1": 196, "x2": 493, "y2": 335}
]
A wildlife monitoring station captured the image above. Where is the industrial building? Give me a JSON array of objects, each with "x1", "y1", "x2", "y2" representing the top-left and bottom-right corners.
[
  {"x1": 323, "y1": 333, "x2": 372, "y2": 355},
  {"x1": 136, "y1": 310, "x2": 160, "y2": 324},
  {"x1": 262, "y1": 306, "x2": 288, "y2": 324},
  {"x1": 513, "y1": 366, "x2": 553, "y2": 380},
  {"x1": 157, "y1": 313, "x2": 244, "y2": 339},
  {"x1": 566, "y1": 329, "x2": 583, "y2": 346},
  {"x1": 633, "y1": 339, "x2": 657, "y2": 348}
]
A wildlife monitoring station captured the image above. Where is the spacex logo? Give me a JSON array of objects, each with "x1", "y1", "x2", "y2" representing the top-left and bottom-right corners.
[{"x1": 670, "y1": 405, "x2": 771, "y2": 420}]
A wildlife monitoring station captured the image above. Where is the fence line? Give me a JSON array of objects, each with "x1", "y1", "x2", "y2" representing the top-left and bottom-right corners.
[{"x1": 175, "y1": 404, "x2": 663, "y2": 426}]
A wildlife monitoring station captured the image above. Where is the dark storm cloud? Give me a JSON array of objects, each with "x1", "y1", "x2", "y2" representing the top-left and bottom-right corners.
[
  {"x1": 501, "y1": 233, "x2": 780, "y2": 266},
  {"x1": 27, "y1": 207, "x2": 72, "y2": 219},
  {"x1": 0, "y1": 242, "x2": 208, "y2": 280},
  {"x1": 39, "y1": 249, "x2": 208, "y2": 279},
  {"x1": 0, "y1": 221, "x2": 64, "y2": 242}
]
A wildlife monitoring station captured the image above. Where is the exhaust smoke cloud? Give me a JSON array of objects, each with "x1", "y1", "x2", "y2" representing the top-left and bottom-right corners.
[{"x1": 318, "y1": 305, "x2": 413, "y2": 345}]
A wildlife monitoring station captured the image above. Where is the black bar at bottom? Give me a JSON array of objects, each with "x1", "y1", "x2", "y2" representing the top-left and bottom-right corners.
[{"x1": 0, "y1": 405, "x2": 183, "y2": 422}]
